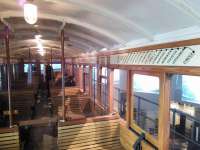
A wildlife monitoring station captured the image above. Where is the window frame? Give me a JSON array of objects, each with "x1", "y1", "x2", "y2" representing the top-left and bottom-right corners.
[
  {"x1": 99, "y1": 67, "x2": 109, "y2": 113},
  {"x1": 130, "y1": 71, "x2": 162, "y2": 146}
]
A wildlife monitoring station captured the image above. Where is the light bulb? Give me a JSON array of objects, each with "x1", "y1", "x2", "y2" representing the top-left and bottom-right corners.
[{"x1": 24, "y1": 3, "x2": 38, "y2": 24}]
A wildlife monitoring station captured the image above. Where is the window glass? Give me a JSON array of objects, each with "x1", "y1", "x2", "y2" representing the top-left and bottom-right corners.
[
  {"x1": 52, "y1": 64, "x2": 61, "y2": 71},
  {"x1": 24, "y1": 64, "x2": 29, "y2": 73},
  {"x1": 83, "y1": 66, "x2": 89, "y2": 94},
  {"x1": 24, "y1": 64, "x2": 36, "y2": 73},
  {"x1": 100, "y1": 67, "x2": 109, "y2": 113},
  {"x1": 101, "y1": 77, "x2": 108, "y2": 112},
  {"x1": 101, "y1": 67, "x2": 107, "y2": 76},
  {"x1": 133, "y1": 74, "x2": 160, "y2": 138},
  {"x1": 92, "y1": 67, "x2": 97, "y2": 101},
  {"x1": 40, "y1": 64, "x2": 45, "y2": 71},
  {"x1": 170, "y1": 74, "x2": 200, "y2": 149},
  {"x1": 113, "y1": 69, "x2": 127, "y2": 119}
]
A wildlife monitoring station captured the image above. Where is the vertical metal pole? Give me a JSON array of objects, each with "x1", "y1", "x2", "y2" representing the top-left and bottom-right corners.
[
  {"x1": 5, "y1": 26, "x2": 12, "y2": 127},
  {"x1": 51, "y1": 48, "x2": 53, "y2": 67},
  {"x1": 72, "y1": 58, "x2": 75, "y2": 76},
  {"x1": 28, "y1": 48, "x2": 32, "y2": 85},
  {"x1": 61, "y1": 29, "x2": 65, "y2": 121}
]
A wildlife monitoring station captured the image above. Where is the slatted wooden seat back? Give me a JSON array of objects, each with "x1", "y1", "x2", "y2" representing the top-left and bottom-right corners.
[
  {"x1": 58, "y1": 115, "x2": 124, "y2": 150},
  {"x1": 12, "y1": 91, "x2": 34, "y2": 118},
  {"x1": 67, "y1": 96, "x2": 92, "y2": 113},
  {"x1": 58, "y1": 95, "x2": 92, "y2": 117},
  {"x1": 64, "y1": 87, "x2": 82, "y2": 96},
  {"x1": 0, "y1": 127, "x2": 20, "y2": 150}
]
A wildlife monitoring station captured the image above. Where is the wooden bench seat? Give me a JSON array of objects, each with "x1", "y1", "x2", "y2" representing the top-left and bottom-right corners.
[
  {"x1": 0, "y1": 127, "x2": 20, "y2": 150},
  {"x1": 57, "y1": 87, "x2": 82, "y2": 97},
  {"x1": 58, "y1": 115, "x2": 125, "y2": 150},
  {"x1": 57, "y1": 95, "x2": 93, "y2": 120}
]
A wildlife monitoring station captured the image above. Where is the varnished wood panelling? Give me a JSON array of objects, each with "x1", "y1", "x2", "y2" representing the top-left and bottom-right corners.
[
  {"x1": 58, "y1": 115, "x2": 124, "y2": 150},
  {"x1": 0, "y1": 127, "x2": 20, "y2": 150}
]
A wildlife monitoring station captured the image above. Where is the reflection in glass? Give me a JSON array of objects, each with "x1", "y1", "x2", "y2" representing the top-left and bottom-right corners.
[
  {"x1": 170, "y1": 74, "x2": 200, "y2": 150},
  {"x1": 92, "y1": 67, "x2": 97, "y2": 101},
  {"x1": 101, "y1": 67, "x2": 107, "y2": 76},
  {"x1": 113, "y1": 69, "x2": 127, "y2": 119},
  {"x1": 133, "y1": 74, "x2": 159, "y2": 137}
]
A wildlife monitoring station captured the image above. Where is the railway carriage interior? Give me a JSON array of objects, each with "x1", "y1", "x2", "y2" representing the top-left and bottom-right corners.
[{"x1": 1, "y1": 0, "x2": 200, "y2": 150}]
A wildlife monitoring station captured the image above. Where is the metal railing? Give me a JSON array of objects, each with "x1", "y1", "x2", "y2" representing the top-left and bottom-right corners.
[
  {"x1": 113, "y1": 87, "x2": 127, "y2": 119},
  {"x1": 133, "y1": 95, "x2": 158, "y2": 137},
  {"x1": 170, "y1": 108, "x2": 200, "y2": 149},
  {"x1": 131, "y1": 94, "x2": 200, "y2": 149}
]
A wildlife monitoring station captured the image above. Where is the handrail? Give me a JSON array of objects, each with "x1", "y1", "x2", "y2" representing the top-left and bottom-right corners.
[
  {"x1": 171, "y1": 128, "x2": 200, "y2": 147},
  {"x1": 133, "y1": 132, "x2": 145, "y2": 150},
  {"x1": 170, "y1": 108, "x2": 200, "y2": 124},
  {"x1": 134, "y1": 95, "x2": 158, "y2": 106}
]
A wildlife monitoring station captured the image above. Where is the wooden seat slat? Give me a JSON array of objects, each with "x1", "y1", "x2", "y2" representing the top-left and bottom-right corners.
[
  {"x1": 60, "y1": 140, "x2": 121, "y2": 150},
  {"x1": 0, "y1": 139, "x2": 19, "y2": 145},
  {"x1": 59, "y1": 136, "x2": 119, "y2": 148},
  {"x1": 58, "y1": 119, "x2": 119, "y2": 130},
  {"x1": 58, "y1": 133, "x2": 119, "y2": 145},
  {"x1": 58, "y1": 127, "x2": 119, "y2": 140},
  {"x1": 58, "y1": 127, "x2": 119, "y2": 139},
  {"x1": 0, "y1": 132, "x2": 18, "y2": 138},
  {"x1": 0, "y1": 136, "x2": 19, "y2": 142},
  {"x1": 58, "y1": 116, "x2": 124, "y2": 150},
  {"x1": 0, "y1": 143, "x2": 19, "y2": 149},
  {"x1": 58, "y1": 123, "x2": 119, "y2": 134},
  {"x1": 0, "y1": 127, "x2": 19, "y2": 150}
]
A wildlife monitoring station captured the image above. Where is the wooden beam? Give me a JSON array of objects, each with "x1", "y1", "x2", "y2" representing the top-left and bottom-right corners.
[
  {"x1": 109, "y1": 64, "x2": 200, "y2": 76},
  {"x1": 108, "y1": 68, "x2": 114, "y2": 113},
  {"x1": 98, "y1": 38, "x2": 200, "y2": 56},
  {"x1": 126, "y1": 70, "x2": 132, "y2": 126},
  {"x1": 96, "y1": 58, "x2": 102, "y2": 106},
  {"x1": 5, "y1": 26, "x2": 13, "y2": 127},
  {"x1": 61, "y1": 29, "x2": 65, "y2": 121},
  {"x1": 89, "y1": 65, "x2": 93, "y2": 97},
  {"x1": 158, "y1": 73, "x2": 170, "y2": 150},
  {"x1": 79, "y1": 65, "x2": 84, "y2": 91}
]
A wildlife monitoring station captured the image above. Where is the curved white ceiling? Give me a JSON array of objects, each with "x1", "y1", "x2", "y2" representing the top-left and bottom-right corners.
[{"x1": 0, "y1": 0, "x2": 200, "y2": 59}]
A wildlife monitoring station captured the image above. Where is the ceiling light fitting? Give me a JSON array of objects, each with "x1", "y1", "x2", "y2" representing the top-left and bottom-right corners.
[{"x1": 24, "y1": 2, "x2": 38, "y2": 24}]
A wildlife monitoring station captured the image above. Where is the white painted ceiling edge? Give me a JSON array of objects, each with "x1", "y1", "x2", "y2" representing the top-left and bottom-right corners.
[
  {"x1": 119, "y1": 26, "x2": 200, "y2": 51},
  {"x1": 1, "y1": 0, "x2": 200, "y2": 56}
]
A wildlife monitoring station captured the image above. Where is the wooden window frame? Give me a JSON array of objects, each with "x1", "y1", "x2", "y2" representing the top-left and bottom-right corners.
[{"x1": 129, "y1": 71, "x2": 170, "y2": 149}]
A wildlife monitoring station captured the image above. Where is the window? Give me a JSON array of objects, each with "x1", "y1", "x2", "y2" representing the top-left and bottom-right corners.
[
  {"x1": 24, "y1": 64, "x2": 29, "y2": 73},
  {"x1": 170, "y1": 74, "x2": 200, "y2": 149},
  {"x1": 83, "y1": 65, "x2": 90, "y2": 93},
  {"x1": 113, "y1": 69, "x2": 127, "y2": 119},
  {"x1": 92, "y1": 66, "x2": 97, "y2": 102},
  {"x1": 101, "y1": 67, "x2": 107, "y2": 76},
  {"x1": 100, "y1": 67, "x2": 109, "y2": 113},
  {"x1": 101, "y1": 77, "x2": 108, "y2": 112},
  {"x1": 52, "y1": 64, "x2": 61, "y2": 71},
  {"x1": 24, "y1": 64, "x2": 35, "y2": 73},
  {"x1": 132, "y1": 74, "x2": 160, "y2": 138}
]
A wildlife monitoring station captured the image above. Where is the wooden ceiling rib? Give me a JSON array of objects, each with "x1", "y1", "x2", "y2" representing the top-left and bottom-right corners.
[{"x1": 0, "y1": 15, "x2": 116, "y2": 59}]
